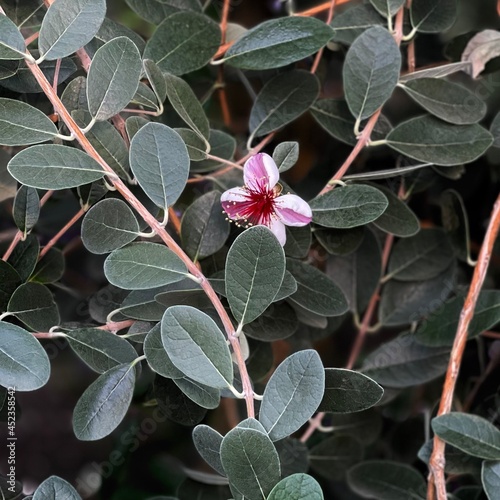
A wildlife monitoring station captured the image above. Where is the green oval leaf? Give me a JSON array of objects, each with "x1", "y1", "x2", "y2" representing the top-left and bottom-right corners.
[
  {"x1": 87, "y1": 36, "x2": 142, "y2": 121},
  {"x1": 249, "y1": 70, "x2": 320, "y2": 138},
  {"x1": 318, "y1": 368, "x2": 383, "y2": 413},
  {"x1": 161, "y1": 305, "x2": 233, "y2": 389},
  {"x1": 33, "y1": 476, "x2": 81, "y2": 500},
  {"x1": 0, "y1": 99, "x2": 58, "y2": 146},
  {"x1": 65, "y1": 327, "x2": 138, "y2": 373},
  {"x1": 144, "y1": 59, "x2": 167, "y2": 105},
  {"x1": 224, "y1": 17, "x2": 334, "y2": 70},
  {"x1": 310, "y1": 184, "x2": 388, "y2": 229},
  {"x1": 259, "y1": 349, "x2": 325, "y2": 441},
  {"x1": 226, "y1": 226, "x2": 286, "y2": 326},
  {"x1": 362, "y1": 333, "x2": 450, "y2": 388},
  {"x1": 267, "y1": 473, "x2": 324, "y2": 500},
  {"x1": 344, "y1": 26, "x2": 401, "y2": 120},
  {"x1": 73, "y1": 362, "x2": 136, "y2": 441},
  {"x1": 7, "y1": 282, "x2": 59, "y2": 331},
  {"x1": 410, "y1": 0, "x2": 457, "y2": 34},
  {"x1": 39, "y1": 0, "x2": 107, "y2": 61},
  {"x1": 181, "y1": 191, "x2": 230, "y2": 261},
  {"x1": 8, "y1": 145, "x2": 105, "y2": 189},
  {"x1": 129, "y1": 122, "x2": 189, "y2": 209},
  {"x1": 7, "y1": 234, "x2": 39, "y2": 282},
  {"x1": 220, "y1": 427, "x2": 281, "y2": 499},
  {"x1": 0, "y1": 16, "x2": 27, "y2": 60},
  {"x1": 432, "y1": 413, "x2": 500, "y2": 460},
  {"x1": 386, "y1": 228, "x2": 454, "y2": 281},
  {"x1": 144, "y1": 11, "x2": 220, "y2": 75},
  {"x1": 13, "y1": 185, "x2": 39, "y2": 236},
  {"x1": 286, "y1": 258, "x2": 348, "y2": 317},
  {"x1": 125, "y1": 0, "x2": 202, "y2": 25},
  {"x1": 401, "y1": 78, "x2": 486, "y2": 124},
  {"x1": 164, "y1": 73, "x2": 210, "y2": 141},
  {"x1": 104, "y1": 242, "x2": 188, "y2": 290},
  {"x1": 415, "y1": 290, "x2": 500, "y2": 347},
  {"x1": 192, "y1": 424, "x2": 225, "y2": 476},
  {"x1": 483, "y1": 461, "x2": 500, "y2": 500},
  {"x1": 386, "y1": 115, "x2": 493, "y2": 166},
  {"x1": 31, "y1": 247, "x2": 65, "y2": 284},
  {"x1": 0, "y1": 322, "x2": 50, "y2": 391},
  {"x1": 82, "y1": 198, "x2": 139, "y2": 255},
  {"x1": 347, "y1": 461, "x2": 426, "y2": 500},
  {"x1": 144, "y1": 323, "x2": 184, "y2": 379},
  {"x1": 173, "y1": 377, "x2": 220, "y2": 410},
  {"x1": 273, "y1": 142, "x2": 299, "y2": 173},
  {"x1": 369, "y1": 0, "x2": 405, "y2": 17}
]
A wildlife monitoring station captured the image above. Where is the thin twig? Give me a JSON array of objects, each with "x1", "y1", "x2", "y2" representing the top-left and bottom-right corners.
[
  {"x1": 220, "y1": 0, "x2": 231, "y2": 45},
  {"x1": 39, "y1": 208, "x2": 86, "y2": 259},
  {"x1": 310, "y1": 0, "x2": 336, "y2": 74},
  {"x1": 294, "y1": 0, "x2": 351, "y2": 17},
  {"x1": 428, "y1": 193, "x2": 500, "y2": 500}
]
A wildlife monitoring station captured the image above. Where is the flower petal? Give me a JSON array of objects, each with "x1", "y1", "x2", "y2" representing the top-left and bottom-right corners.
[
  {"x1": 268, "y1": 217, "x2": 287, "y2": 246},
  {"x1": 221, "y1": 187, "x2": 251, "y2": 219},
  {"x1": 244, "y1": 153, "x2": 279, "y2": 192},
  {"x1": 274, "y1": 194, "x2": 312, "y2": 226}
]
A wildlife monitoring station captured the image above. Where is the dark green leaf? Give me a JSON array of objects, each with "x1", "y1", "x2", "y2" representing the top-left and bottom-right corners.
[
  {"x1": 125, "y1": 116, "x2": 149, "y2": 141},
  {"x1": 164, "y1": 73, "x2": 210, "y2": 141},
  {"x1": 330, "y1": 4, "x2": 385, "y2": 46},
  {"x1": 310, "y1": 184, "x2": 388, "y2": 229},
  {"x1": 0, "y1": 259, "x2": 22, "y2": 310},
  {"x1": 315, "y1": 227, "x2": 365, "y2": 256},
  {"x1": 362, "y1": 333, "x2": 450, "y2": 388},
  {"x1": 144, "y1": 11, "x2": 220, "y2": 75},
  {"x1": 347, "y1": 461, "x2": 426, "y2": 500},
  {"x1": 0, "y1": 15, "x2": 27, "y2": 60},
  {"x1": 104, "y1": 242, "x2": 188, "y2": 290},
  {"x1": 125, "y1": 0, "x2": 202, "y2": 25},
  {"x1": 224, "y1": 17, "x2": 334, "y2": 70},
  {"x1": 0, "y1": 60, "x2": 19, "y2": 81},
  {"x1": 440, "y1": 189, "x2": 471, "y2": 262},
  {"x1": 31, "y1": 247, "x2": 65, "y2": 284},
  {"x1": 249, "y1": 70, "x2": 320, "y2": 138},
  {"x1": 287, "y1": 258, "x2": 348, "y2": 316},
  {"x1": 371, "y1": 184, "x2": 420, "y2": 237},
  {"x1": 327, "y1": 228, "x2": 381, "y2": 314},
  {"x1": 401, "y1": 78, "x2": 486, "y2": 124},
  {"x1": 144, "y1": 323, "x2": 184, "y2": 379},
  {"x1": 181, "y1": 191, "x2": 229, "y2": 261},
  {"x1": 0, "y1": 322, "x2": 50, "y2": 391},
  {"x1": 386, "y1": 115, "x2": 493, "y2": 166},
  {"x1": 273, "y1": 271, "x2": 298, "y2": 301},
  {"x1": 0, "y1": 99, "x2": 58, "y2": 146},
  {"x1": 432, "y1": 413, "x2": 500, "y2": 460},
  {"x1": 161, "y1": 305, "x2": 233, "y2": 389},
  {"x1": 144, "y1": 59, "x2": 167, "y2": 105},
  {"x1": 226, "y1": 226, "x2": 286, "y2": 326},
  {"x1": 275, "y1": 439, "x2": 309, "y2": 478},
  {"x1": 7, "y1": 282, "x2": 59, "y2": 331},
  {"x1": 13, "y1": 185, "x2": 39, "y2": 235},
  {"x1": 318, "y1": 368, "x2": 383, "y2": 413},
  {"x1": 154, "y1": 376, "x2": 207, "y2": 426},
  {"x1": 189, "y1": 130, "x2": 237, "y2": 173},
  {"x1": 369, "y1": 0, "x2": 405, "y2": 17},
  {"x1": 246, "y1": 339, "x2": 273, "y2": 382},
  {"x1": 284, "y1": 225, "x2": 311, "y2": 259},
  {"x1": 259, "y1": 350, "x2": 325, "y2": 441},
  {"x1": 96, "y1": 17, "x2": 146, "y2": 54},
  {"x1": 8, "y1": 145, "x2": 105, "y2": 189},
  {"x1": 61, "y1": 76, "x2": 88, "y2": 114},
  {"x1": 379, "y1": 262, "x2": 456, "y2": 325},
  {"x1": 87, "y1": 37, "x2": 142, "y2": 121},
  {"x1": 82, "y1": 198, "x2": 139, "y2": 254},
  {"x1": 243, "y1": 301, "x2": 298, "y2": 342},
  {"x1": 193, "y1": 425, "x2": 225, "y2": 476},
  {"x1": 129, "y1": 122, "x2": 189, "y2": 209},
  {"x1": 39, "y1": 0, "x2": 106, "y2": 61},
  {"x1": 399, "y1": 62, "x2": 473, "y2": 83},
  {"x1": 483, "y1": 461, "x2": 500, "y2": 500},
  {"x1": 344, "y1": 26, "x2": 401, "y2": 120},
  {"x1": 73, "y1": 362, "x2": 136, "y2": 440},
  {"x1": 273, "y1": 142, "x2": 299, "y2": 173},
  {"x1": 267, "y1": 474, "x2": 324, "y2": 500},
  {"x1": 310, "y1": 436, "x2": 364, "y2": 481},
  {"x1": 415, "y1": 290, "x2": 500, "y2": 347},
  {"x1": 174, "y1": 377, "x2": 220, "y2": 409},
  {"x1": 410, "y1": 0, "x2": 457, "y2": 33},
  {"x1": 328, "y1": 409, "x2": 383, "y2": 444},
  {"x1": 65, "y1": 327, "x2": 138, "y2": 373},
  {"x1": 386, "y1": 228, "x2": 454, "y2": 281},
  {"x1": 120, "y1": 287, "x2": 168, "y2": 321},
  {"x1": 33, "y1": 476, "x2": 81, "y2": 500},
  {"x1": 7, "y1": 234, "x2": 39, "y2": 282},
  {"x1": 220, "y1": 427, "x2": 281, "y2": 499}
]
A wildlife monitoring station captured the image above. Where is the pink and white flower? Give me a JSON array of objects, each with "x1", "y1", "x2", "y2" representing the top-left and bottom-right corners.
[{"x1": 221, "y1": 153, "x2": 312, "y2": 245}]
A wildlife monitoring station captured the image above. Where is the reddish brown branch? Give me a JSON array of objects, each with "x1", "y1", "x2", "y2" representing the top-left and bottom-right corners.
[
  {"x1": 428, "y1": 193, "x2": 500, "y2": 500},
  {"x1": 310, "y1": 0, "x2": 336, "y2": 74}
]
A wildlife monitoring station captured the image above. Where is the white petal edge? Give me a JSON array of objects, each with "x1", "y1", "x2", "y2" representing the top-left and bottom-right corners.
[
  {"x1": 268, "y1": 217, "x2": 286, "y2": 246},
  {"x1": 244, "y1": 153, "x2": 279, "y2": 192},
  {"x1": 274, "y1": 194, "x2": 312, "y2": 226}
]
